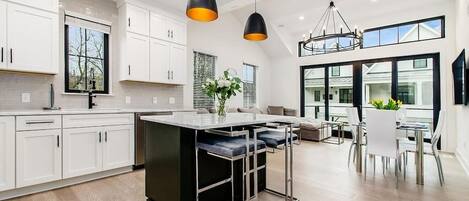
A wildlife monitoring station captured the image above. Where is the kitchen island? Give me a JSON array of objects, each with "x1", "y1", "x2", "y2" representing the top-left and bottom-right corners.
[{"x1": 141, "y1": 113, "x2": 295, "y2": 201}]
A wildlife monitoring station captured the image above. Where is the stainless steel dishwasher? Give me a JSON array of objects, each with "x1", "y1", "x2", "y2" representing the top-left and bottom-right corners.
[{"x1": 134, "y1": 112, "x2": 172, "y2": 169}]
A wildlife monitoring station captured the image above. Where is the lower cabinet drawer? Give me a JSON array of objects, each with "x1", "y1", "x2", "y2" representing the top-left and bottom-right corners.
[
  {"x1": 63, "y1": 113, "x2": 134, "y2": 128},
  {"x1": 16, "y1": 115, "x2": 62, "y2": 131}
]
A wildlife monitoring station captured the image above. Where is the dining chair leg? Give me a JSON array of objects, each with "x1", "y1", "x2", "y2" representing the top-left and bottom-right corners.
[
  {"x1": 373, "y1": 155, "x2": 376, "y2": 176},
  {"x1": 348, "y1": 143, "x2": 355, "y2": 168},
  {"x1": 382, "y1": 157, "x2": 386, "y2": 176},
  {"x1": 364, "y1": 153, "x2": 368, "y2": 181},
  {"x1": 404, "y1": 153, "x2": 407, "y2": 180},
  {"x1": 435, "y1": 155, "x2": 445, "y2": 186},
  {"x1": 395, "y1": 158, "x2": 399, "y2": 189}
]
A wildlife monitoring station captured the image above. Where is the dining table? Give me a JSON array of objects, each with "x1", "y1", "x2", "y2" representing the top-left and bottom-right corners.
[{"x1": 354, "y1": 122, "x2": 430, "y2": 185}]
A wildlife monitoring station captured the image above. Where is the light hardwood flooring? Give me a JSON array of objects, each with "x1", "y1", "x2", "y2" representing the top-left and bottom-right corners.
[{"x1": 8, "y1": 140, "x2": 469, "y2": 201}]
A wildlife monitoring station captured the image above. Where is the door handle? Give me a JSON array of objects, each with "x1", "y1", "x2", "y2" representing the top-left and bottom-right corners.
[
  {"x1": 105, "y1": 131, "x2": 108, "y2": 142},
  {"x1": 99, "y1": 132, "x2": 102, "y2": 143},
  {"x1": 57, "y1": 135, "x2": 60, "y2": 148},
  {"x1": 10, "y1": 49, "x2": 12, "y2": 63}
]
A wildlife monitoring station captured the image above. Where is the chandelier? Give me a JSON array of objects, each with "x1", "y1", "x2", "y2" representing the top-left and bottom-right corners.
[{"x1": 302, "y1": 1, "x2": 363, "y2": 53}]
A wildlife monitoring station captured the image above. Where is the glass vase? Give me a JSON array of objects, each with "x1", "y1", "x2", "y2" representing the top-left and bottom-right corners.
[{"x1": 217, "y1": 99, "x2": 227, "y2": 116}]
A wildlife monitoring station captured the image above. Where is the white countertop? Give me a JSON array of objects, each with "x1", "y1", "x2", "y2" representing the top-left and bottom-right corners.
[
  {"x1": 140, "y1": 113, "x2": 297, "y2": 130},
  {"x1": 0, "y1": 108, "x2": 197, "y2": 116}
]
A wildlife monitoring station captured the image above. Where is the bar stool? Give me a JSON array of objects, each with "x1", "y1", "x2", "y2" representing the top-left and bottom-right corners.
[
  {"x1": 255, "y1": 124, "x2": 299, "y2": 201},
  {"x1": 195, "y1": 129, "x2": 267, "y2": 201}
]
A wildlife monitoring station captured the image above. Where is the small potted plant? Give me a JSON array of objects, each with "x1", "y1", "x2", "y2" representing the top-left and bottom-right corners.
[
  {"x1": 371, "y1": 98, "x2": 403, "y2": 110},
  {"x1": 202, "y1": 70, "x2": 242, "y2": 116}
]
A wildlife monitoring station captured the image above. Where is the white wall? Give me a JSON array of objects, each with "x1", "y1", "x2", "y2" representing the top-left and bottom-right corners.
[
  {"x1": 270, "y1": 1, "x2": 459, "y2": 152},
  {"x1": 184, "y1": 13, "x2": 272, "y2": 109},
  {"x1": 455, "y1": 0, "x2": 469, "y2": 174}
]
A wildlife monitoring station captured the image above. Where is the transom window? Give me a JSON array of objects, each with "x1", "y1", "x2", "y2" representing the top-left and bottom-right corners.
[{"x1": 65, "y1": 15, "x2": 110, "y2": 94}]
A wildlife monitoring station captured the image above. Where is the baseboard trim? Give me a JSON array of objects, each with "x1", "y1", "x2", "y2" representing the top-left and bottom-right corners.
[
  {"x1": 0, "y1": 166, "x2": 133, "y2": 201},
  {"x1": 456, "y1": 149, "x2": 469, "y2": 176}
]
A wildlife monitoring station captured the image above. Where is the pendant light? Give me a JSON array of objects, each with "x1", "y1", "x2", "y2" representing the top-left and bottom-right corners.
[
  {"x1": 244, "y1": 0, "x2": 268, "y2": 41},
  {"x1": 186, "y1": 0, "x2": 218, "y2": 22}
]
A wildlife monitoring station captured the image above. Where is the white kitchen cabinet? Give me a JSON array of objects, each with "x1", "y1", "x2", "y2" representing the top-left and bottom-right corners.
[
  {"x1": 16, "y1": 129, "x2": 62, "y2": 187},
  {"x1": 150, "y1": 38, "x2": 171, "y2": 83},
  {"x1": 167, "y1": 18, "x2": 187, "y2": 45},
  {"x1": 126, "y1": 32, "x2": 150, "y2": 81},
  {"x1": 126, "y1": 4, "x2": 149, "y2": 36},
  {"x1": 150, "y1": 14, "x2": 186, "y2": 45},
  {"x1": 150, "y1": 13, "x2": 169, "y2": 41},
  {"x1": 7, "y1": 3, "x2": 58, "y2": 74},
  {"x1": 0, "y1": 117, "x2": 15, "y2": 192},
  {"x1": 8, "y1": 0, "x2": 58, "y2": 13},
  {"x1": 103, "y1": 125, "x2": 134, "y2": 170},
  {"x1": 170, "y1": 43, "x2": 187, "y2": 85},
  {"x1": 63, "y1": 127, "x2": 103, "y2": 179},
  {"x1": 0, "y1": 1, "x2": 6, "y2": 70}
]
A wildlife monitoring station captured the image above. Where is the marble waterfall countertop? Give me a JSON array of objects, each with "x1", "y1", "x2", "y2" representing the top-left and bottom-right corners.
[
  {"x1": 140, "y1": 113, "x2": 297, "y2": 130},
  {"x1": 0, "y1": 108, "x2": 197, "y2": 116}
]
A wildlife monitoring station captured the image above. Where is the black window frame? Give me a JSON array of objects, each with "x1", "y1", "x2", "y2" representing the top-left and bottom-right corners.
[
  {"x1": 314, "y1": 90, "x2": 321, "y2": 102},
  {"x1": 64, "y1": 24, "x2": 110, "y2": 94},
  {"x1": 339, "y1": 88, "x2": 353, "y2": 103},
  {"x1": 331, "y1": 66, "x2": 341, "y2": 77},
  {"x1": 361, "y1": 16, "x2": 445, "y2": 49}
]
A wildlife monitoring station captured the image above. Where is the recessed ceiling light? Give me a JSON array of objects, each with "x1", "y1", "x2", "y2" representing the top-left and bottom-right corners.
[
  {"x1": 371, "y1": 0, "x2": 378, "y2": 2},
  {"x1": 299, "y1": 16, "x2": 305, "y2": 21}
]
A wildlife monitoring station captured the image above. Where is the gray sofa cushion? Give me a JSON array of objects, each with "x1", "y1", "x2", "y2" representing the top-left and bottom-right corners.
[
  {"x1": 238, "y1": 107, "x2": 263, "y2": 114},
  {"x1": 196, "y1": 108, "x2": 210, "y2": 114},
  {"x1": 258, "y1": 130, "x2": 298, "y2": 147},
  {"x1": 284, "y1": 108, "x2": 298, "y2": 117},
  {"x1": 267, "y1": 106, "x2": 285, "y2": 115},
  {"x1": 198, "y1": 136, "x2": 266, "y2": 158}
]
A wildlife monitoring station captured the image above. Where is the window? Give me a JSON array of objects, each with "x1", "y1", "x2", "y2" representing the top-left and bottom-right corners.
[
  {"x1": 330, "y1": 66, "x2": 340, "y2": 77},
  {"x1": 414, "y1": 59, "x2": 428, "y2": 69},
  {"x1": 193, "y1": 52, "x2": 216, "y2": 109},
  {"x1": 362, "y1": 16, "x2": 444, "y2": 48},
  {"x1": 314, "y1": 90, "x2": 321, "y2": 102},
  {"x1": 397, "y1": 85, "x2": 416, "y2": 105},
  {"x1": 243, "y1": 63, "x2": 257, "y2": 108},
  {"x1": 65, "y1": 15, "x2": 110, "y2": 94},
  {"x1": 339, "y1": 88, "x2": 353, "y2": 103}
]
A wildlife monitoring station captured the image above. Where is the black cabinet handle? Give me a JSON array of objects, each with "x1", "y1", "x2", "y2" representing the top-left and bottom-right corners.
[
  {"x1": 171, "y1": 30, "x2": 174, "y2": 38},
  {"x1": 168, "y1": 30, "x2": 170, "y2": 38},
  {"x1": 10, "y1": 49, "x2": 12, "y2": 63},
  {"x1": 57, "y1": 135, "x2": 60, "y2": 148},
  {"x1": 171, "y1": 71, "x2": 174, "y2": 80},
  {"x1": 1, "y1": 47, "x2": 3, "y2": 63},
  {"x1": 167, "y1": 70, "x2": 170, "y2": 79},
  {"x1": 128, "y1": 65, "x2": 131, "y2": 75},
  {"x1": 128, "y1": 18, "x2": 131, "y2": 27},
  {"x1": 105, "y1": 131, "x2": 108, "y2": 142},
  {"x1": 99, "y1": 132, "x2": 102, "y2": 143}
]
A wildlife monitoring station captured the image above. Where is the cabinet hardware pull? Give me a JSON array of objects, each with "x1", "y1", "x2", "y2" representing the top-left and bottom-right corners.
[
  {"x1": 105, "y1": 131, "x2": 108, "y2": 142},
  {"x1": 25, "y1": 120, "x2": 54, "y2": 125},
  {"x1": 1, "y1": 47, "x2": 3, "y2": 63},
  {"x1": 99, "y1": 132, "x2": 102, "y2": 143},
  {"x1": 171, "y1": 30, "x2": 174, "y2": 38},
  {"x1": 57, "y1": 135, "x2": 60, "y2": 148},
  {"x1": 168, "y1": 70, "x2": 170, "y2": 79},
  {"x1": 128, "y1": 18, "x2": 131, "y2": 27},
  {"x1": 168, "y1": 30, "x2": 170, "y2": 38},
  {"x1": 171, "y1": 71, "x2": 174, "y2": 80},
  {"x1": 128, "y1": 65, "x2": 131, "y2": 75},
  {"x1": 10, "y1": 49, "x2": 12, "y2": 63}
]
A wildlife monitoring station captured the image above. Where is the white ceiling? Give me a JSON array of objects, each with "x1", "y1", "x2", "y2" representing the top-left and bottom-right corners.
[{"x1": 141, "y1": 0, "x2": 450, "y2": 58}]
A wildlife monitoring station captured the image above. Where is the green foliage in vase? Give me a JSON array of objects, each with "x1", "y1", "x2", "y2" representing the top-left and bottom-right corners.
[
  {"x1": 371, "y1": 98, "x2": 403, "y2": 110},
  {"x1": 202, "y1": 70, "x2": 242, "y2": 115}
]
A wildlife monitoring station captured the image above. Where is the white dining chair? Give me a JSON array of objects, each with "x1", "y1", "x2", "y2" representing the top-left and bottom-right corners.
[
  {"x1": 346, "y1": 107, "x2": 366, "y2": 168},
  {"x1": 400, "y1": 110, "x2": 446, "y2": 186},
  {"x1": 365, "y1": 109, "x2": 406, "y2": 188}
]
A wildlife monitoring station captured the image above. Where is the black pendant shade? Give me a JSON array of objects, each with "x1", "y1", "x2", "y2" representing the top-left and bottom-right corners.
[
  {"x1": 244, "y1": 12, "x2": 268, "y2": 41},
  {"x1": 186, "y1": 0, "x2": 218, "y2": 22}
]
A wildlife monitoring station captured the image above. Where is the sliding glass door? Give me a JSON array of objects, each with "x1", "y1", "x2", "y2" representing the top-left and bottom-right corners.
[{"x1": 301, "y1": 53, "x2": 441, "y2": 137}]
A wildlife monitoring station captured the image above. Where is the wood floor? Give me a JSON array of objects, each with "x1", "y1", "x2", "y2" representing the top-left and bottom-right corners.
[{"x1": 7, "y1": 140, "x2": 469, "y2": 201}]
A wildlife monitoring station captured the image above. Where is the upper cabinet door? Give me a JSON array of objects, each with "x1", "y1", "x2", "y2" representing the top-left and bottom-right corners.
[
  {"x1": 103, "y1": 125, "x2": 134, "y2": 170},
  {"x1": 127, "y1": 32, "x2": 150, "y2": 82},
  {"x1": 8, "y1": 0, "x2": 58, "y2": 13},
  {"x1": 168, "y1": 18, "x2": 187, "y2": 45},
  {"x1": 16, "y1": 129, "x2": 62, "y2": 188},
  {"x1": 0, "y1": 1, "x2": 6, "y2": 70},
  {"x1": 7, "y1": 4, "x2": 58, "y2": 74},
  {"x1": 150, "y1": 13, "x2": 169, "y2": 41},
  {"x1": 150, "y1": 38, "x2": 171, "y2": 83},
  {"x1": 63, "y1": 127, "x2": 103, "y2": 179},
  {"x1": 126, "y1": 4, "x2": 149, "y2": 36},
  {"x1": 170, "y1": 44, "x2": 187, "y2": 85},
  {"x1": 0, "y1": 117, "x2": 15, "y2": 192}
]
